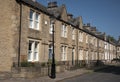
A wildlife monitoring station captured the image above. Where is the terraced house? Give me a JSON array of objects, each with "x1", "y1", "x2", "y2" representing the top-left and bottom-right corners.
[{"x1": 0, "y1": 0, "x2": 117, "y2": 77}]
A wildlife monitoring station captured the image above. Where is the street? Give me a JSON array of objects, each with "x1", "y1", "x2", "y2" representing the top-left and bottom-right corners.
[
  {"x1": 0, "y1": 65, "x2": 120, "y2": 82},
  {"x1": 58, "y1": 65, "x2": 120, "y2": 82}
]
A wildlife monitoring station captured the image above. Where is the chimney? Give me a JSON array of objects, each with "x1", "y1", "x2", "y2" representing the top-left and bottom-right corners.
[
  {"x1": 32, "y1": 0, "x2": 36, "y2": 2},
  {"x1": 87, "y1": 23, "x2": 90, "y2": 27},
  {"x1": 67, "y1": 13, "x2": 73, "y2": 19},
  {"x1": 48, "y1": 2, "x2": 58, "y2": 8},
  {"x1": 103, "y1": 32, "x2": 106, "y2": 40}
]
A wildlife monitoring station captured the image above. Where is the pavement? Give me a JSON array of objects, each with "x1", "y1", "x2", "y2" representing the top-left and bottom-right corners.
[
  {"x1": 0, "y1": 68, "x2": 91, "y2": 82},
  {"x1": 57, "y1": 65, "x2": 120, "y2": 82}
]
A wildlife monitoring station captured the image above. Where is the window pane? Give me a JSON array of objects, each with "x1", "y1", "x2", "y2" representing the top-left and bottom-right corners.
[
  {"x1": 29, "y1": 10, "x2": 34, "y2": 28},
  {"x1": 35, "y1": 13, "x2": 39, "y2": 21},
  {"x1": 50, "y1": 24, "x2": 53, "y2": 34},
  {"x1": 61, "y1": 25, "x2": 64, "y2": 37},
  {"x1": 34, "y1": 52, "x2": 38, "y2": 60},
  {"x1": 28, "y1": 41, "x2": 33, "y2": 61},
  {"x1": 34, "y1": 42, "x2": 39, "y2": 61},
  {"x1": 64, "y1": 26, "x2": 67, "y2": 37},
  {"x1": 35, "y1": 13, "x2": 39, "y2": 29},
  {"x1": 61, "y1": 24, "x2": 67, "y2": 37},
  {"x1": 34, "y1": 42, "x2": 38, "y2": 52},
  {"x1": 72, "y1": 28, "x2": 75, "y2": 39},
  {"x1": 35, "y1": 21, "x2": 39, "y2": 29},
  {"x1": 49, "y1": 44, "x2": 53, "y2": 59},
  {"x1": 30, "y1": 10, "x2": 33, "y2": 19},
  {"x1": 30, "y1": 20, "x2": 33, "y2": 28},
  {"x1": 61, "y1": 46, "x2": 64, "y2": 60},
  {"x1": 29, "y1": 42, "x2": 32, "y2": 50},
  {"x1": 28, "y1": 51, "x2": 32, "y2": 60}
]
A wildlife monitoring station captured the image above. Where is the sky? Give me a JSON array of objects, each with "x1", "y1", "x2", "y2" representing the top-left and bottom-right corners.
[{"x1": 38, "y1": 0, "x2": 120, "y2": 40}]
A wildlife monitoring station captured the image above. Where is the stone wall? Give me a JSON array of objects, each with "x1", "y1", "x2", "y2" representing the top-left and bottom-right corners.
[
  {"x1": 0, "y1": 0, "x2": 20, "y2": 72},
  {"x1": 12, "y1": 65, "x2": 64, "y2": 78}
]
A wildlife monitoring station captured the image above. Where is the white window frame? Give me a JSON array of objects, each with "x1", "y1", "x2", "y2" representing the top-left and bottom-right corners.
[
  {"x1": 91, "y1": 52, "x2": 94, "y2": 60},
  {"x1": 49, "y1": 23, "x2": 54, "y2": 34},
  {"x1": 61, "y1": 24, "x2": 67, "y2": 38},
  {"x1": 72, "y1": 48, "x2": 75, "y2": 60},
  {"x1": 29, "y1": 10, "x2": 40, "y2": 30},
  {"x1": 86, "y1": 51, "x2": 88, "y2": 60},
  {"x1": 28, "y1": 39, "x2": 39, "y2": 62},
  {"x1": 79, "y1": 31, "x2": 83, "y2": 42},
  {"x1": 99, "y1": 41, "x2": 101, "y2": 47},
  {"x1": 79, "y1": 49, "x2": 83, "y2": 60},
  {"x1": 29, "y1": 10, "x2": 34, "y2": 29},
  {"x1": 61, "y1": 45, "x2": 67, "y2": 61},
  {"x1": 91, "y1": 37, "x2": 93, "y2": 44},
  {"x1": 72, "y1": 28, "x2": 76, "y2": 40},
  {"x1": 86, "y1": 34, "x2": 88, "y2": 43},
  {"x1": 95, "y1": 38, "x2": 97, "y2": 47}
]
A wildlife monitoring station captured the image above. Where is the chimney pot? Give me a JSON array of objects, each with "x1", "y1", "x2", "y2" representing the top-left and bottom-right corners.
[
  {"x1": 48, "y1": 1, "x2": 58, "y2": 8},
  {"x1": 87, "y1": 23, "x2": 90, "y2": 26},
  {"x1": 67, "y1": 14, "x2": 73, "y2": 19},
  {"x1": 32, "y1": 0, "x2": 36, "y2": 2}
]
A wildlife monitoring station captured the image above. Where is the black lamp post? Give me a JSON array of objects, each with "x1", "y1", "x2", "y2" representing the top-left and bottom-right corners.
[{"x1": 50, "y1": 17, "x2": 56, "y2": 79}]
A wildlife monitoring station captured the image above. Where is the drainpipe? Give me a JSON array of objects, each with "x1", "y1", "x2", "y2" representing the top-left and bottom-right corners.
[
  {"x1": 76, "y1": 30, "x2": 79, "y2": 66},
  {"x1": 96, "y1": 38, "x2": 99, "y2": 66},
  {"x1": 116, "y1": 46, "x2": 117, "y2": 58},
  {"x1": 17, "y1": 0, "x2": 22, "y2": 67}
]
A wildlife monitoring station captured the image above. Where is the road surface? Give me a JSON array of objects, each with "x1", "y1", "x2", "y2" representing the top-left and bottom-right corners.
[{"x1": 58, "y1": 65, "x2": 120, "y2": 82}]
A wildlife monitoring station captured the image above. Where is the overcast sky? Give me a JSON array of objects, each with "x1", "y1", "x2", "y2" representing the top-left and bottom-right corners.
[{"x1": 38, "y1": 0, "x2": 120, "y2": 40}]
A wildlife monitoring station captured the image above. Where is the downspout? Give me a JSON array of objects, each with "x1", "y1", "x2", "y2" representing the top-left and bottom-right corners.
[
  {"x1": 97, "y1": 39, "x2": 99, "y2": 60},
  {"x1": 76, "y1": 30, "x2": 79, "y2": 65},
  {"x1": 96, "y1": 38, "x2": 99, "y2": 66},
  {"x1": 17, "y1": 0, "x2": 22, "y2": 67}
]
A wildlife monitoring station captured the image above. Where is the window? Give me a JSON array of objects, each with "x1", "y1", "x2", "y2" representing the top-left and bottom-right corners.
[
  {"x1": 61, "y1": 45, "x2": 67, "y2": 61},
  {"x1": 35, "y1": 13, "x2": 39, "y2": 29},
  {"x1": 29, "y1": 10, "x2": 34, "y2": 29},
  {"x1": 28, "y1": 40, "x2": 39, "y2": 62},
  {"x1": 61, "y1": 24, "x2": 67, "y2": 38},
  {"x1": 49, "y1": 23, "x2": 54, "y2": 34},
  {"x1": 79, "y1": 31, "x2": 83, "y2": 42},
  {"x1": 29, "y1": 10, "x2": 40, "y2": 30},
  {"x1": 91, "y1": 37, "x2": 93, "y2": 44},
  {"x1": 85, "y1": 51, "x2": 88, "y2": 60},
  {"x1": 86, "y1": 34, "x2": 88, "y2": 43},
  {"x1": 48, "y1": 44, "x2": 53, "y2": 59},
  {"x1": 79, "y1": 49, "x2": 83, "y2": 60},
  {"x1": 99, "y1": 40, "x2": 101, "y2": 47},
  {"x1": 72, "y1": 48, "x2": 75, "y2": 65},
  {"x1": 72, "y1": 28, "x2": 75, "y2": 40},
  {"x1": 91, "y1": 52, "x2": 94, "y2": 60},
  {"x1": 95, "y1": 39, "x2": 97, "y2": 47},
  {"x1": 95, "y1": 52, "x2": 97, "y2": 60},
  {"x1": 118, "y1": 48, "x2": 119, "y2": 51}
]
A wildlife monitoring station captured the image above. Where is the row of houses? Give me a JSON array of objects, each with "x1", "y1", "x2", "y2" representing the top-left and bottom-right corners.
[{"x1": 0, "y1": 0, "x2": 119, "y2": 73}]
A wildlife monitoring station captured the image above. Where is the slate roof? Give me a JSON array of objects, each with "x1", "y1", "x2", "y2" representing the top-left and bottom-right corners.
[
  {"x1": 20, "y1": 0, "x2": 49, "y2": 15},
  {"x1": 17, "y1": 0, "x2": 117, "y2": 45}
]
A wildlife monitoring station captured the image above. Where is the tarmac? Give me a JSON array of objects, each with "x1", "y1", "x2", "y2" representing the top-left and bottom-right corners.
[{"x1": 0, "y1": 68, "x2": 91, "y2": 82}]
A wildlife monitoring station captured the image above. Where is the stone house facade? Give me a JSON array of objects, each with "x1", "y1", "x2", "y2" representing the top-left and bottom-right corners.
[
  {"x1": 0, "y1": 0, "x2": 117, "y2": 73},
  {"x1": 117, "y1": 37, "x2": 120, "y2": 59}
]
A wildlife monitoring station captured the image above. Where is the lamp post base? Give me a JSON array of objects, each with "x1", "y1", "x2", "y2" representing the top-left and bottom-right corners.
[{"x1": 51, "y1": 63, "x2": 56, "y2": 79}]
